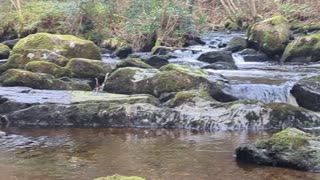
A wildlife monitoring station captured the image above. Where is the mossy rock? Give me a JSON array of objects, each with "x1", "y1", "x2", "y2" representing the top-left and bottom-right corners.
[
  {"x1": 0, "y1": 43, "x2": 10, "y2": 59},
  {"x1": 116, "y1": 58, "x2": 153, "y2": 69},
  {"x1": 236, "y1": 128, "x2": 320, "y2": 171},
  {"x1": 0, "y1": 54, "x2": 25, "y2": 73},
  {"x1": 257, "y1": 128, "x2": 312, "y2": 151},
  {"x1": 291, "y1": 75, "x2": 320, "y2": 111},
  {"x1": 160, "y1": 64, "x2": 208, "y2": 77},
  {"x1": 0, "y1": 69, "x2": 90, "y2": 90},
  {"x1": 248, "y1": 15, "x2": 290, "y2": 57},
  {"x1": 21, "y1": 49, "x2": 70, "y2": 66},
  {"x1": 66, "y1": 58, "x2": 112, "y2": 78},
  {"x1": 281, "y1": 32, "x2": 320, "y2": 63},
  {"x1": 197, "y1": 51, "x2": 235, "y2": 64},
  {"x1": 12, "y1": 33, "x2": 101, "y2": 60},
  {"x1": 291, "y1": 23, "x2": 320, "y2": 33},
  {"x1": 102, "y1": 38, "x2": 127, "y2": 51},
  {"x1": 94, "y1": 175, "x2": 145, "y2": 180},
  {"x1": 152, "y1": 46, "x2": 174, "y2": 55},
  {"x1": 149, "y1": 65, "x2": 210, "y2": 96},
  {"x1": 265, "y1": 103, "x2": 320, "y2": 129},
  {"x1": 168, "y1": 89, "x2": 215, "y2": 107},
  {"x1": 226, "y1": 37, "x2": 248, "y2": 52},
  {"x1": 105, "y1": 67, "x2": 159, "y2": 94},
  {"x1": 25, "y1": 61, "x2": 71, "y2": 77}
]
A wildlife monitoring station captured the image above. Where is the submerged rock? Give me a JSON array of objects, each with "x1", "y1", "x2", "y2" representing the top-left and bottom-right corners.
[
  {"x1": 248, "y1": 15, "x2": 290, "y2": 57},
  {"x1": 236, "y1": 128, "x2": 320, "y2": 172},
  {"x1": 281, "y1": 32, "x2": 320, "y2": 64},
  {"x1": 291, "y1": 75, "x2": 320, "y2": 111},
  {"x1": 201, "y1": 62, "x2": 238, "y2": 70},
  {"x1": 0, "y1": 43, "x2": 10, "y2": 59},
  {"x1": 94, "y1": 175, "x2": 145, "y2": 180},
  {"x1": 12, "y1": 33, "x2": 101, "y2": 60},
  {"x1": 197, "y1": 51, "x2": 234, "y2": 64}
]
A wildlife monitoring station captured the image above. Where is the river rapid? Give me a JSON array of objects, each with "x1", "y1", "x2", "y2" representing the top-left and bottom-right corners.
[{"x1": 0, "y1": 31, "x2": 320, "y2": 179}]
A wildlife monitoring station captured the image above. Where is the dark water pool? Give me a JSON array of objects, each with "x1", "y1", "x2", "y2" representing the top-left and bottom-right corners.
[{"x1": 0, "y1": 128, "x2": 319, "y2": 180}]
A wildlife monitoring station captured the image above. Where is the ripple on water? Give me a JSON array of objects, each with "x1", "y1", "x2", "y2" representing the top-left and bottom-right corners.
[{"x1": 0, "y1": 128, "x2": 320, "y2": 180}]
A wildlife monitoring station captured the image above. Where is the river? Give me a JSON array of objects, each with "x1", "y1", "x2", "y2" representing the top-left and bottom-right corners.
[
  {"x1": 1, "y1": 31, "x2": 320, "y2": 179},
  {"x1": 0, "y1": 128, "x2": 320, "y2": 180}
]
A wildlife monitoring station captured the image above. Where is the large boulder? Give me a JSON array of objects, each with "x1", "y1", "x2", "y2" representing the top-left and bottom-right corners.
[
  {"x1": 0, "y1": 69, "x2": 90, "y2": 90},
  {"x1": 197, "y1": 51, "x2": 235, "y2": 64},
  {"x1": 226, "y1": 37, "x2": 248, "y2": 52},
  {"x1": 105, "y1": 64, "x2": 237, "y2": 101},
  {"x1": 236, "y1": 128, "x2": 320, "y2": 172},
  {"x1": 248, "y1": 15, "x2": 290, "y2": 57},
  {"x1": 12, "y1": 33, "x2": 101, "y2": 60},
  {"x1": 25, "y1": 61, "x2": 71, "y2": 77},
  {"x1": 0, "y1": 43, "x2": 10, "y2": 59},
  {"x1": 291, "y1": 75, "x2": 320, "y2": 111},
  {"x1": 116, "y1": 58, "x2": 153, "y2": 69},
  {"x1": 104, "y1": 67, "x2": 159, "y2": 94},
  {"x1": 66, "y1": 58, "x2": 112, "y2": 78},
  {"x1": 281, "y1": 32, "x2": 320, "y2": 64},
  {"x1": 20, "y1": 49, "x2": 70, "y2": 66}
]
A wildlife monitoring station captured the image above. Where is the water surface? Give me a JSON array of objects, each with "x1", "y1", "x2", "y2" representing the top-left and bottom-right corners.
[{"x1": 0, "y1": 128, "x2": 319, "y2": 180}]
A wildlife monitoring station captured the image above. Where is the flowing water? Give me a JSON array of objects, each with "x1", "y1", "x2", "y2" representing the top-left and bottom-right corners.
[
  {"x1": 1, "y1": 31, "x2": 320, "y2": 179},
  {"x1": 1, "y1": 127, "x2": 320, "y2": 180}
]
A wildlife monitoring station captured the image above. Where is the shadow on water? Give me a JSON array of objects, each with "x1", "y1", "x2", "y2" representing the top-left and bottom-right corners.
[{"x1": 0, "y1": 127, "x2": 320, "y2": 180}]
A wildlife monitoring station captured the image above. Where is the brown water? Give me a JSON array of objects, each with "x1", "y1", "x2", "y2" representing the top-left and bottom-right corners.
[{"x1": 0, "y1": 128, "x2": 320, "y2": 180}]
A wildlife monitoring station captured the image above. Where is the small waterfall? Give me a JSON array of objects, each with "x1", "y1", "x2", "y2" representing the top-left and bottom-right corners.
[{"x1": 229, "y1": 83, "x2": 292, "y2": 103}]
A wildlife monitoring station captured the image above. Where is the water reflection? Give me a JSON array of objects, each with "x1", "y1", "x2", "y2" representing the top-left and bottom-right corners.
[{"x1": 0, "y1": 128, "x2": 319, "y2": 180}]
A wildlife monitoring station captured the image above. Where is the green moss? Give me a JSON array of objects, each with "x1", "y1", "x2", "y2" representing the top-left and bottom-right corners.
[
  {"x1": 66, "y1": 58, "x2": 112, "y2": 78},
  {"x1": 0, "y1": 54, "x2": 32, "y2": 72},
  {"x1": 102, "y1": 38, "x2": 127, "y2": 50},
  {"x1": 160, "y1": 64, "x2": 208, "y2": 78},
  {"x1": 283, "y1": 32, "x2": 320, "y2": 59},
  {"x1": 248, "y1": 15, "x2": 290, "y2": 56},
  {"x1": 25, "y1": 61, "x2": 71, "y2": 77},
  {"x1": 170, "y1": 89, "x2": 214, "y2": 107},
  {"x1": 0, "y1": 43, "x2": 10, "y2": 56},
  {"x1": 271, "y1": 15, "x2": 288, "y2": 26},
  {"x1": 94, "y1": 175, "x2": 145, "y2": 180},
  {"x1": 116, "y1": 58, "x2": 153, "y2": 69},
  {"x1": 257, "y1": 128, "x2": 311, "y2": 151},
  {"x1": 0, "y1": 69, "x2": 66, "y2": 89},
  {"x1": 0, "y1": 69, "x2": 90, "y2": 90},
  {"x1": 13, "y1": 33, "x2": 101, "y2": 60}
]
